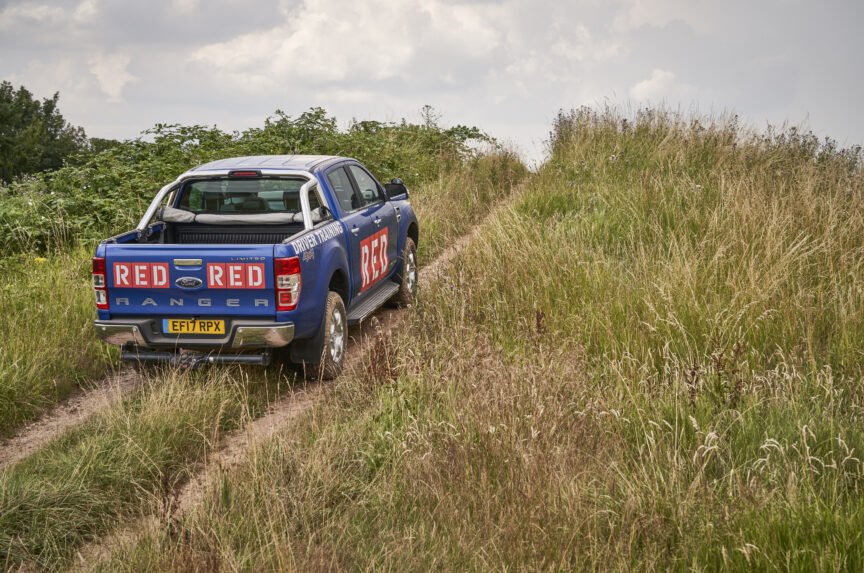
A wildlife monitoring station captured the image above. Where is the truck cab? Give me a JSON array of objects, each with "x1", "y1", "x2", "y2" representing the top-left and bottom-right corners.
[{"x1": 92, "y1": 155, "x2": 419, "y2": 378}]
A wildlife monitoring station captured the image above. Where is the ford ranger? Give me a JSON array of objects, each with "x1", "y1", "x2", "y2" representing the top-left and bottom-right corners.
[{"x1": 92, "y1": 155, "x2": 419, "y2": 379}]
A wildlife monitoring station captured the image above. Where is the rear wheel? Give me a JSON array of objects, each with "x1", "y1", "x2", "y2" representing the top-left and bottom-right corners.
[
  {"x1": 392, "y1": 237, "x2": 417, "y2": 307},
  {"x1": 310, "y1": 291, "x2": 346, "y2": 380}
]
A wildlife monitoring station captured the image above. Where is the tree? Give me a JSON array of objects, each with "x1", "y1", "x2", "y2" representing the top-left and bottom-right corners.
[{"x1": 0, "y1": 81, "x2": 87, "y2": 182}]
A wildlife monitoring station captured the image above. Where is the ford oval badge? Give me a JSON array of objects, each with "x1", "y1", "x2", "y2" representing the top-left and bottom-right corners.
[{"x1": 175, "y1": 276, "x2": 203, "y2": 289}]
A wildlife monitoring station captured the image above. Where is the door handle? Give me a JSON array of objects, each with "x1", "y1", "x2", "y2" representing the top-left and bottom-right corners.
[
  {"x1": 351, "y1": 227, "x2": 360, "y2": 236},
  {"x1": 374, "y1": 217, "x2": 382, "y2": 226},
  {"x1": 395, "y1": 207, "x2": 401, "y2": 222}
]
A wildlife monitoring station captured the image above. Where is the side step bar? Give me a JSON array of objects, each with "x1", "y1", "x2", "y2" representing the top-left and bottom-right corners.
[
  {"x1": 347, "y1": 280, "x2": 400, "y2": 325},
  {"x1": 122, "y1": 347, "x2": 271, "y2": 369}
]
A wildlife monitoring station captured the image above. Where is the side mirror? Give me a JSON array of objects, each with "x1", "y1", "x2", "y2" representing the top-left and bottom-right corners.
[{"x1": 385, "y1": 178, "x2": 409, "y2": 200}]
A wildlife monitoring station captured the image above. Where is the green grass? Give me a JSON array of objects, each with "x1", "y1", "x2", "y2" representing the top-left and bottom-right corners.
[
  {"x1": 92, "y1": 108, "x2": 864, "y2": 570},
  {"x1": 409, "y1": 150, "x2": 526, "y2": 262},
  {"x1": 0, "y1": 248, "x2": 116, "y2": 436},
  {"x1": 0, "y1": 150, "x2": 525, "y2": 570},
  {"x1": 0, "y1": 366, "x2": 294, "y2": 570},
  {"x1": 0, "y1": 150, "x2": 524, "y2": 440}
]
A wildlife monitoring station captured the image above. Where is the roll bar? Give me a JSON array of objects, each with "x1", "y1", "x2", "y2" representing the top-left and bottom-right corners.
[{"x1": 136, "y1": 170, "x2": 322, "y2": 237}]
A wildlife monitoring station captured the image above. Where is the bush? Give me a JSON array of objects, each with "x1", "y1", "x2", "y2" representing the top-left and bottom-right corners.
[{"x1": 0, "y1": 107, "x2": 493, "y2": 254}]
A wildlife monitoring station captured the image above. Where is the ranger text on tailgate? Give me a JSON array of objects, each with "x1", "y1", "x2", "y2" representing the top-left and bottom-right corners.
[{"x1": 92, "y1": 155, "x2": 419, "y2": 379}]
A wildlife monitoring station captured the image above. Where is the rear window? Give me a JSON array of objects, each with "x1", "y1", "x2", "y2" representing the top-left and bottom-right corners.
[{"x1": 176, "y1": 177, "x2": 323, "y2": 214}]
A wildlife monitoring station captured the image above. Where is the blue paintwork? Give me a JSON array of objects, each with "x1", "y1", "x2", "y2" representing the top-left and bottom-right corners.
[
  {"x1": 104, "y1": 244, "x2": 275, "y2": 317},
  {"x1": 95, "y1": 155, "x2": 418, "y2": 348}
]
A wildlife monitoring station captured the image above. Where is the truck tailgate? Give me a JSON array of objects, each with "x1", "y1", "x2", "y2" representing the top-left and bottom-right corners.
[{"x1": 105, "y1": 245, "x2": 275, "y2": 317}]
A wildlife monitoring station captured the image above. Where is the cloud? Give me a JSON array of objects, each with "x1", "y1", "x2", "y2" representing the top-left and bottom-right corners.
[
  {"x1": 550, "y1": 22, "x2": 621, "y2": 63},
  {"x1": 3, "y1": 56, "x2": 92, "y2": 101},
  {"x1": 88, "y1": 52, "x2": 138, "y2": 102},
  {"x1": 0, "y1": 3, "x2": 65, "y2": 27},
  {"x1": 73, "y1": 0, "x2": 99, "y2": 23},
  {"x1": 629, "y1": 68, "x2": 697, "y2": 102},
  {"x1": 615, "y1": 0, "x2": 725, "y2": 35},
  {"x1": 1, "y1": 0, "x2": 863, "y2": 163},
  {"x1": 170, "y1": 0, "x2": 199, "y2": 14},
  {"x1": 191, "y1": 0, "x2": 504, "y2": 87}
]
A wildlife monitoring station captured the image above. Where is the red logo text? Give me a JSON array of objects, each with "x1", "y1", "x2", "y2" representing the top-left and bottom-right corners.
[
  {"x1": 113, "y1": 262, "x2": 169, "y2": 288},
  {"x1": 360, "y1": 229, "x2": 389, "y2": 292},
  {"x1": 207, "y1": 263, "x2": 265, "y2": 289}
]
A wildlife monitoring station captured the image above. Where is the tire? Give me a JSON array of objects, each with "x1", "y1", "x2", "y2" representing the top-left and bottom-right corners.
[
  {"x1": 309, "y1": 291, "x2": 347, "y2": 380},
  {"x1": 392, "y1": 237, "x2": 418, "y2": 307}
]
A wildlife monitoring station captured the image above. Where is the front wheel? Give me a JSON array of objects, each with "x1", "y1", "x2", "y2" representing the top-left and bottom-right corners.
[
  {"x1": 310, "y1": 291, "x2": 347, "y2": 380},
  {"x1": 392, "y1": 238, "x2": 418, "y2": 307}
]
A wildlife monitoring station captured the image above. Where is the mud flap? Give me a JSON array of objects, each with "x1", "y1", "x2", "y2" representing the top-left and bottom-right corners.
[{"x1": 289, "y1": 310, "x2": 327, "y2": 364}]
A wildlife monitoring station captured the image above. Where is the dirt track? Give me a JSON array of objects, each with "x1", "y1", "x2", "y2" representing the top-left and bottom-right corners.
[
  {"x1": 2, "y1": 218, "x2": 487, "y2": 568},
  {"x1": 0, "y1": 369, "x2": 138, "y2": 468},
  {"x1": 172, "y1": 232, "x2": 476, "y2": 514},
  {"x1": 0, "y1": 214, "x2": 479, "y2": 474}
]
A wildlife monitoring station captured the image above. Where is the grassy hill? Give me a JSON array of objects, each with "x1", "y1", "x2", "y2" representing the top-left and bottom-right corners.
[
  {"x1": 94, "y1": 107, "x2": 864, "y2": 570},
  {"x1": 0, "y1": 113, "x2": 526, "y2": 569},
  {"x1": 2, "y1": 106, "x2": 863, "y2": 570},
  {"x1": 0, "y1": 108, "x2": 515, "y2": 437}
]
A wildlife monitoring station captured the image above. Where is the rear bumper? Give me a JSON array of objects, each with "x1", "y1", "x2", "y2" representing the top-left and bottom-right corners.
[{"x1": 93, "y1": 319, "x2": 294, "y2": 350}]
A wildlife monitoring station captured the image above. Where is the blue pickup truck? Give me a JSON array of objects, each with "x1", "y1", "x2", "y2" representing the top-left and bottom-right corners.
[{"x1": 92, "y1": 155, "x2": 419, "y2": 378}]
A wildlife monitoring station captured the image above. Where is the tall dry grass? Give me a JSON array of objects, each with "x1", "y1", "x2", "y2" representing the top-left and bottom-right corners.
[
  {"x1": 95, "y1": 107, "x2": 864, "y2": 571},
  {"x1": 0, "y1": 149, "x2": 524, "y2": 440},
  {"x1": 0, "y1": 248, "x2": 116, "y2": 436},
  {"x1": 0, "y1": 150, "x2": 525, "y2": 570},
  {"x1": 409, "y1": 148, "x2": 526, "y2": 262}
]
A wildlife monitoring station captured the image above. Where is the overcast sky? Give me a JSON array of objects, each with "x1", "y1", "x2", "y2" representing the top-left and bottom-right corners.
[{"x1": 1, "y1": 0, "x2": 862, "y2": 164}]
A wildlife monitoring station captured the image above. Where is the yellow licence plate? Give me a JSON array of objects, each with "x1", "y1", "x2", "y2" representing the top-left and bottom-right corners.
[{"x1": 162, "y1": 319, "x2": 225, "y2": 335}]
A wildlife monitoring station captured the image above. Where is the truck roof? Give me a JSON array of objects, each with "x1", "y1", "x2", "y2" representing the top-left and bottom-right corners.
[{"x1": 187, "y1": 155, "x2": 344, "y2": 173}]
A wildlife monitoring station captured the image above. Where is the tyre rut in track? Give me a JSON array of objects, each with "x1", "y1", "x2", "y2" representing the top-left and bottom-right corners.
[
  {"x1": 0, "y1": 368, "x2": 138, "y2": 469},
  {"x1": 1, "y1": 203, "x2": 489, "y2": 474},
  {"x1": 171, "y1": 211, "x2": 496, "y2": 515},
  {"x1": 171, "y1": 258, "x2": 463, "y2": 514},
  {"x1": 73, "y1": 212, "x2": 497, "y2": 568}
]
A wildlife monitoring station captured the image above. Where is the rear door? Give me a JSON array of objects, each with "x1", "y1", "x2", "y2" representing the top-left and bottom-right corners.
[
  {"x1": 105, "y1": 244, "x2": 275, "y2": 317},
  {"x1": 325, "y1": 166, "x2": 374, "y2": 299},
  {"x1": 344, "y1": 164, "x2": 398, "y2": 292}
]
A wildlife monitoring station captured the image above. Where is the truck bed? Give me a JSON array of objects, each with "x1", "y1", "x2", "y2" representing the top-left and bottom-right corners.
[{"x1": 166, "y1": 223, "x2": 304, "y2": 245}]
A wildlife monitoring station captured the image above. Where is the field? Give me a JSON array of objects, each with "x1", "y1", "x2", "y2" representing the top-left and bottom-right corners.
[{"x1": 2, "y1": 107, "x2": 864, "y2": 570}]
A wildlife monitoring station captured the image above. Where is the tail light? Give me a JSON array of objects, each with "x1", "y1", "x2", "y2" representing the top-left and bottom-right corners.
[
  {"x1": 274, "y1": 257, "x2": 301, "y2": 311},
  {"x1": 92, "y1": 257, "x2": 109, "y2": 310}
]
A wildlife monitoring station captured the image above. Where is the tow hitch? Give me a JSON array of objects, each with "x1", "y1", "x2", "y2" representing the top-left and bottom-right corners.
[{"x1": 121, "y1": 347, "x2": 272, "y2": 369}]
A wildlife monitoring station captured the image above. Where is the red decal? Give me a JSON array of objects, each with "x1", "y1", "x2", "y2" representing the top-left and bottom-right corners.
[
  {"x1": 151, "y1": 263, "x2": 169, "y2": 288},
  {"x1": 111, "y1": 261, "x2": 266, "y2": 290},
  {"x1": 379, "y1": 232, "x2": 388, "y2": 272},
  {"x1": 227, "y1": 264, "x2": 246, "y2": 288},
  {"x1": 114, "y1": 262, "x2": 132, "y2": 287},
  {"x1": 133, "y1": 263, "x2": 150, "y2": 287},
  {"x1": 371, "y1": 238, "x2": 380, "y2": 281},
  {"x1": 361, "y1": 244, "x2": 370, "y2": 290},
  {"x1": 247, "y1": 263, "x2": 265, "y2": 289},
  {"x1": 359, "y1": 228, "x2": 389, "y2": 292},
  {"x1": 208, "y1": 263, "x2": 225, "y2": 288}
]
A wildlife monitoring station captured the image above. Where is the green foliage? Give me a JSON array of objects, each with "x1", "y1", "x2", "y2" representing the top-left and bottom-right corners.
[
  {"x1": 0, "y1": 249, "x2": 114, "y2": 436},
  {"x1": 86, "y1": 137, "x2": 123, "y2": 155},
  {"x1": 0, "y1": 106, "x2": 492, "y2": 254},
  {"x1": 0, "y1": 82, "x2": 87, "y2": 183},
  {"x1": 0, "y1": 368, "x2": 283, "y2": 569},
  {"x1": 93, "y1": 107, "x2": 864, "y2": 571},
  {"x1": 0, "y1": 147, "x2": 523, "y2": 571}
]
